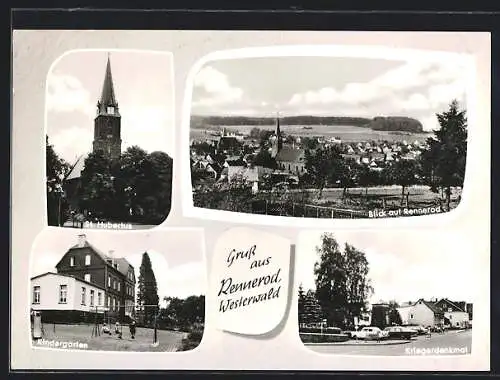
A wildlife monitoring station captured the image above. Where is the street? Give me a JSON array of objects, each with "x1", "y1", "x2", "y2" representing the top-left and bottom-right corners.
[{"x1": 306, "y1": 330, "x2": 472, "y2": 356}]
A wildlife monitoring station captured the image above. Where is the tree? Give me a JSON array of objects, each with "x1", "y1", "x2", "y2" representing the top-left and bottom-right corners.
[
  {"x1": 314, "y1": 233, "x2": 373, "y2": 329},
  {"x1": 388, "y1": 301, "x2": 403, "y2": 326},
  {"x1": 161, "y1": 295, "x2": 205, "y2": 329},
  {"x1": 420, "y1": 100, "x2": 468, "y2": 210},
  {"x1": 298, "y1": 285, "x2": 324, "y2": 326},
  {"x1": 253, "y1": 149, "x2": 277, "y2": 169},
  {"x1": 46, "y1": 136, "x2": 70, "y2": 226},
  {"x1": 79, "y1": 151, "x2": 116, "y2": 219},
  {"x1": 386, "y1": 159, "x2": 420, "y2": 206},
  {"x1": 115, "y1": 147, "x2": 173, "y2": 224},
  {"x1": 137, "y1": 252, "x2": 159, "y2": 325},
  {"x1": 356, "y1": 164, "x2": 380, "y2": 195},
  {"x1": 305, "y1": 145, "x2": 346, "y2": 198}
]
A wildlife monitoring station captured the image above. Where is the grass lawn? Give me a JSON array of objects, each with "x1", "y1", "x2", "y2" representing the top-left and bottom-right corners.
[{"x1": 33, "y1": 323, "x2": 189, "y2": 352}]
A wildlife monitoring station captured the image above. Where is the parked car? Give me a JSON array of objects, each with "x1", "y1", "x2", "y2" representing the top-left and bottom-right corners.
[
  {"x1": 430, "y1": 325, "x2": 445, "y2": 333},
  {"x1": 352, "y1": 326, "x2": 388, "y2": 340},
  {"x1": 406, "y1": 325, "x2": 429, "y2": 335},
  {"x1": 383, "y1": 326, "x2": 417, "y2": 340}
]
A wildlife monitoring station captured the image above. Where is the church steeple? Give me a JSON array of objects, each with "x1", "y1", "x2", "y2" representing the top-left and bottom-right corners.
[
  {"x1": 275, "y1": 112, "x2": 283, "y2": 151},
  {"x1": 93, "y1": 54, "x2": 122, "y2": 161},
  {"x1": 270, "y1": 112, "x2": 283, "y2": 158},
  {"x1": 97, "y1": 54, "x2": 120, "y2": 117}
]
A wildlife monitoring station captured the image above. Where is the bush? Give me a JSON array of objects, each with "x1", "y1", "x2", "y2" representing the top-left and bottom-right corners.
[
  {"x1": 178, "y1": 327, "x2": 204, "y2": 352},
  {"x1": 299, "y1": 326, "x2": 342, "y2": 334},
  {"x1": 299, "y1": 333, "x2": 350, "y2": 343}
]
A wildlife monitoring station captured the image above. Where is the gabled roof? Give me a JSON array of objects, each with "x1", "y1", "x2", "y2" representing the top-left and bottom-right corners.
[
  {"x1": 275, "y1": 147, "x2": 305, "y2": 162},
  {"x1": 30, "y1": 271, "x2": 106, "y2": 290},
  {"x1": 65, "y1": 154, "x2": 88, "y2": 181},
  {"x1": 226, "y1": 158, "x2": 246, "y2": 167},
  {"x1": 435, "y1": 298, "x2": 467, "y2": 313},
  {"x1": 56, "y1": 240, "x2": 110, "y2": 269},
  {"x1": 416, "y1": 298, "x2": 444, "y2": 316},
  {"x1": 114, "y1": 257, "x2": 134, "y2": 277}
]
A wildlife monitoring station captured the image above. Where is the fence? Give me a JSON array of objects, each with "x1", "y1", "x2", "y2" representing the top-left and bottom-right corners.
[{"x1": 251, "y1": 200, "x2": 367, "y2": 219}]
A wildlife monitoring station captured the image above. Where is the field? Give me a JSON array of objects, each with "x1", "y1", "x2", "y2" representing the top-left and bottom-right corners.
[
  {"x1": 190, "y1": 124, "x2": 432, "y2": 143},
  {"x1": 32, "y1": 323, "x2": 190, "y2": 352}
]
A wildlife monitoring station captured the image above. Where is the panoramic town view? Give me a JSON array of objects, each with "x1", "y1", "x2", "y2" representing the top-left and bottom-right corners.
[
  {"x1": 189, "y1": 56, "x2": 468, "y2": 218},
  {"x1": 296, "y1": 231, "x2": 474, "y2": 356}
]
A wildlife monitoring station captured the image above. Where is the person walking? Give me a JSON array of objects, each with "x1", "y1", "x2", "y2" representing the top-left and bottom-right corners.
[{"x1": 129, "y1": 319, "x2": 136, "y2": 339}]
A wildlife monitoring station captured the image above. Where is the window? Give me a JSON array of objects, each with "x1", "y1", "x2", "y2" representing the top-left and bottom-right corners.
[
  {"x1": 33, "y1": 286, "x2": 40, "y2": 304},
  {"x1": 113, "y1": 280, "x2": 116, "y2": 290},
  {"x1": 90, "y1": 290, "x2": 95, "y2": 307},
  {"x1": 59, "y1": 285, "x2": 67, "y2": 304},
  {"x1": 410, "y1": 314, "x2": 414, "y2": 319},
  {"x1": 111, "y1": 297, "x2": 115, "y2": 311},
  {"x1": 118, "y1": 282, "x2": 120, "y2": 292},
  {"x1": 98, "y1": 292, "x2": 102, "y2": 306},
  {"x1": 107, "y1": 296, "x2": 110, "y2": 308},
  {"x1": 108, "y1": 276, "x2": 111, "y2": 287},
  {"x1": 81, "y1": 287, "x2": 86, "y2": 305},
  {"x1": 84, "y1": 274, "x2": 91, "y2": 283},
  {"x1": 70, "y1": 257, "x2": 74, "y2": 267},
  {"x1": 107, "y1": 106, "x2": 114, "y2": 114},
  {"x1": 85, "y1": 254, "x2": 91, "y2": 266}
]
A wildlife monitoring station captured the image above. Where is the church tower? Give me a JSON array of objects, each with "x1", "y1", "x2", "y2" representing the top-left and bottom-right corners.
[
  {"x1": 271, "y1": 113, "x2": 283, "y2": 158},
  {"x1": 93, "y1": 55, "x2": 122, "y2": 161}
]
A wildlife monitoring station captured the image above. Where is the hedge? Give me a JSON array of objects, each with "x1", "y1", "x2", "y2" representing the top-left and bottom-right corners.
[{"x1": 300, "y1": 333, "x2": 350, "y2": 343}]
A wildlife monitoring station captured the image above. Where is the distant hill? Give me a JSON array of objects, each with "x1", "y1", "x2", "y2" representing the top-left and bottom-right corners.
[
  {"x1": 367, "y1": 116, "x2": 424, "y2": 133},
  {"x1": 191, "y1": 115, "x2": 424, "y2": 133},
  {"x1": 191, "y1": 115, "x2": 372, "y2": 127}
]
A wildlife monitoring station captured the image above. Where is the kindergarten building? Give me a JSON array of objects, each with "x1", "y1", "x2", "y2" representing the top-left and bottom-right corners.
[{"x1": 30, "y1": 234, "x2": 136, "y2": 324}]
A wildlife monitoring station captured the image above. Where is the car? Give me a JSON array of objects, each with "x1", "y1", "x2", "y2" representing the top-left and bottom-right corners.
[
  {"x1": 352, "y1": 326, "x2": 388, "y2": 341},
  {"x1": 383, "y1": 326, "x2": 417, "y2": 340},
  {"x1": 411, "y1": 325, "x2": 430, "y2": 335}
]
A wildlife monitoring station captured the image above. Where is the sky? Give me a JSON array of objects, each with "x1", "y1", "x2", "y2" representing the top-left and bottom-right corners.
[
  {"x1": 30, "y1": 229, "x2": 206, "y2": 303},
  {"x1": 296, "y1": 230, "x2": 479, "y2": 305},
  {"x1": 46, "y1": 50, "x2": 174, "y2": 165},
  {"x1": 191, "y1": 56, "x2": 469, "y2": 131}
]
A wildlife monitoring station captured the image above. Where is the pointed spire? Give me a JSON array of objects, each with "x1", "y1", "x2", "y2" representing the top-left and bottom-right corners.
[
  {"x1": 97, "y1": 54, "x2": 119, "y2": 115},
  {"x1": 275, "y1": 111, "x2": 283, "y2": 151}
]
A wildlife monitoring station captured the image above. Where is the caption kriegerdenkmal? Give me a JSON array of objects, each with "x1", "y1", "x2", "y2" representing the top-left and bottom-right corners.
[{"x1": 218, "y1": 245, "x2": 282, "y2": 312}]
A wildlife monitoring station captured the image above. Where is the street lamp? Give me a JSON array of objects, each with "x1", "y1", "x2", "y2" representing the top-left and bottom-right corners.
[{"x1": 57, "y1": 173, "x2": 65, "y2": 227}]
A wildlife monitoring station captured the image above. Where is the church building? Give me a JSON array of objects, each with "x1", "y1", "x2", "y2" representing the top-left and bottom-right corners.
[
  {"x1": 270, "y1": 115, "x2": 306, "y2": 175},
  {"x1": 64, "y1": 55, "x2": 123, "y2": 214}
]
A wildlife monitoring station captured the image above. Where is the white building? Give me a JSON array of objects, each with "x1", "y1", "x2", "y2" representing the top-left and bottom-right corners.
[{"x1": 31, "y1": 272, "x2": 107, "y2": 315}]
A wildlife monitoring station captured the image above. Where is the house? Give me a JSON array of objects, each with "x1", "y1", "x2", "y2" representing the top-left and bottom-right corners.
[
  {"x1": 275, "y1": 147, "x2": 306, "y2": 175},
  {"x1": 396, "y1": 304, "x2": 414, "y2": 325},
  {"x1": 434, "y1": 298, "x2": 471, "y2": 328},
  {"x1": 217, "y1": 136, "x2": 241, "y2": 155},
  {"x1": 31, "y1": 272, "x2": 106, "y2": 324},
  {"x1": 407, "y1": 299, "x2": 444, "y2": 327},
  {"x1": 51, "y1": 234, "x2": 136, "y2": 323}
]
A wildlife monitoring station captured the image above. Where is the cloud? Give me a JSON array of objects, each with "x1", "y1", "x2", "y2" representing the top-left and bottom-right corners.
[
  {"x1": 30, "y1": 252, "x2": 60, "y2": 277},
  {"x1": 163, "y1": 262, "x2": 206, "y2": 299},
  {"x1": 287, "y1": 59, "x2": 468, "y2": 126},
  {"x1": 50, "y1": 125, "x2": 93, "y2": 163},
  {"x1": 46, "y1": 72, "x2": 93, "y2": 115},
  {"x1": 120, "y1": 106, "x2": 171, "y2": 155},
  {"x1": 192, "y1": 66, "x2": 243, "y2": 107}
]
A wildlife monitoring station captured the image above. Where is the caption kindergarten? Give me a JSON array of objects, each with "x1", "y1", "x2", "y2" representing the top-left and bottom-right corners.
[{"x1": 217, "y1": 245, "x2": 282, "y2": 312}]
